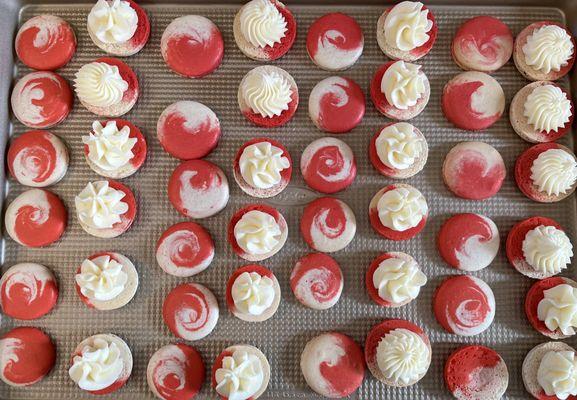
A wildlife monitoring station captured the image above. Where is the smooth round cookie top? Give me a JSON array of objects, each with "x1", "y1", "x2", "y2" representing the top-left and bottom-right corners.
[
  {"x1": 306, "y1": 13, "x2": 363, "y2": 71},
  {"x1": 290, "y1": 253, "x2": 343, "y2": 310},
  {"x1": 300, "y1": 332, "x2": 365, "y2": 398},
  {"x1": 16, "y1": 15, "x2": 76, "y2": 70}
]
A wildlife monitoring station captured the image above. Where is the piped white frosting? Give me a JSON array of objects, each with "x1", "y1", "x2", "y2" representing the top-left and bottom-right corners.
[
  {"x1": 234, "y1": 210, "x2": 281, "y2": 255},
  {"x1": 538, "y1": 283, "x2": 577, "y2": 335},
  {"x1": 523, "y1": 25, "x2": 574, "y2": 74},
  {"x1": 522, "y1": 225, "x2": 573, "y2": 275},
  {"x1": 75, "y1": 181, "x2": 128, "y2": 230},
  {"x1": 83, "y1": 120, "x2": 136, "y2": 172},
  {"x1": 231, "y1": 271, "x2": 275, "y2": 316},
  {"x1": 215, "y1": 350, "x2": 264, "y2": 400},
  {"x1": 381, "y1": 61, "x2": 426, "y2": 110},
  {"x1": 373, "y1": 256, "x2": 426, "y2": 304},
  {"x1": 383, "y1": 1, "x2": 432, "y2": 52},
  {"x1": 524, "y1": 85, "x2": 571, "y2": 133},
  {"x1": 87, "y1": 0, "x2": 138, "y2": 44},
  {"x1": 75, "y1": 254, "x2": 128, "y2": 302},
  {"x1": 376, "y1": 328, "x2": 429, "y2": 385},
  {"x1": 239, "y1": 0, "x2": 287, "y2": 48},
  {"x1": 75, "y1": 62, "x2": 128, "y2": 108},
  {"x1": 69, "y1": 337, "x2": 124, "y2": 391},
  {"x1": 537, "y1": 350, "x2": 577, "y2": 399},
  {"x1": 239, "y1": 141, "x2": 289, "y2": 190},
  {"x1": 241, "y1": 68, "x2": 292, "y2": 118},
  {"x1": 530, "y1": 148, "x2": 577, "y2": 196},
  {"x1": 377, "y1": 186, "x2": 427, "y2": 232},
  {"x1": 375, "y1": 122, "x2": 424, "y2": 170}
]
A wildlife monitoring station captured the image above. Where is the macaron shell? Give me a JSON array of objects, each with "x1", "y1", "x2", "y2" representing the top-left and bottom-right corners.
[
  {"x1": 290, "y1": 253, "x2": 343, "y2": 310},
  {"x1": 366, "y1": 252, "x2": 421, "y2": 307}
]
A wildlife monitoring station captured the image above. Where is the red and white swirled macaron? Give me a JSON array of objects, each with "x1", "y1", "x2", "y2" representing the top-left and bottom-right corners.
[
  {"x1": 5, "y1": 189, "x2": 67, "y2": 247},
  {"x1": 290, "y1": 253, "x2": 344, "y2": 310},
  {"x1": 156, "y1": 222, "x2": 215, "y2": 278},
  {"x1": 308, "y1": 76, "x2": 365, "y2": 134},
  {"x1": 15, "y1": 15, "x2": 76, "y2": 70},
  {"x1": 433, "y1": 275, "x2": 496, "y2": 336},
  {"x1": 157, "y1": 101, "x2": 221, "y2": 160},
  {"x1": 0, "y1": 263, "x2": 58, "y2": 320},
  {"x1": 147, "y1": 343, "x2": 205, "y2": 400},
  {"x1": 300, "y1": 332, "x2": 365, "y2": 398},
  {"x1": 452, "y1": 16, "x2": 513, "y2": 72},
  {"x1": 168, "y1": 160, "x2": 229, "y2": 219},
  {"x1": 300, "y1": 197, "x2": 356, "y2": 253},
  {"x1": 306, "y1": 13, "x2": 363, "y2": 71},
  {"x1": 443, "y1": 142, "x2": 506, "y2": 200},
  {"x1": 442, "y1": 71, "x2": 505, "y2": 130},
  {"x1": 162, "y1": 283, "x2": 219, "y2": 341},
  {"x1": 161, "y1": 15, "x2": 224, "y2": 78},
  {"x1": 301, "y1": 137, "x2": 356, "y2": 194},
  {"x1": 8, "y1": 130, "x2": 68, "y2": 187},
  {"x1": 437, "y1": 213, "x2": 500, "y2": 271},
  {"x1": 444, "y1": 345, "x2": 509, "y2": 400},
  {"x1": 11, "y1": 71, "x2": 72, "y2": 129},
  {"x1": 0, "y1": 327, "x2": 56, "y2": 387}
]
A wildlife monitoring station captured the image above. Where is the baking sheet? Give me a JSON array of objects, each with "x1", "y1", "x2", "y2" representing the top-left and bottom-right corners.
[{"x1": 2, "y1": 3, "x2": 576, "y2": 399}]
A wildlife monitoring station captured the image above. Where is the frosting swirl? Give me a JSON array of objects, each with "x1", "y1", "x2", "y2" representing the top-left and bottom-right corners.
[
  {"x1": 381, "y1": 61, "x2": 426, "y2": 110},
  {"x1": 87, "y1": 0, "x2": 138, "y2": 44},
  {"x1": 234, "y1": 210, "x2": 281, "y2": 255},
  {"x1": 523, "y1": 25, "x2": 574, "y2": 74},
  {"x1": 538, "y1": 284, "x2": 577, "y2": 335},
  {"x1": 530, "y1": 148, "x2": 577, "y2": 196},
  {"x1": 384, "y1": 1, "x2": 432, "y2": 51},
  {"x1": 75, "y1": 62, "x2": 128, "y2": 108},
  {"x1": 524, "y1": 85, "x2": 571, "y2": 133},
  {"x1": 376, "y1": 328, "x2": 429, "y2": 385},
  {"x1": 215, "y1": 350, "x2": 264, "y2": 400},
  {"x1": 240, "y1": 0, "x2": 287, "y2": 48},
  {"x1": 231, "y1": 271, "x2": 275, "y2": 316},
  {"x1": 75, "y1": 181, "x2": 128, "y2": 229},
  {"x1": 83, "y1": 120, "x2": 136, "y2": 171},
  {"x1": 537, "y1": 350, "x2": 577, "y2": 399},
  {"x1": 242, "y1": 68, "x2": 292, "y2": 118},
  {"x1": 377, "y1": 186, "x2": 427, "y2": 232},
  {"x1": 522, "y1": 225, "x2": 573, "y2": 274},
  {"x1": 239, "y1": 142, "x2": 290, "y2": 189},
  {"x1": 75, "y1": 255, "x2": 128, "y2": 302},
  {"x1": 69, "y1": 337, "x2": 124, "y2": 391},
  {"x1": 373, "y1": 257, "x2": 427, "y2": 304},
  {"x1": 375, "y1": 122, "x2": 424, "y2": 170}
]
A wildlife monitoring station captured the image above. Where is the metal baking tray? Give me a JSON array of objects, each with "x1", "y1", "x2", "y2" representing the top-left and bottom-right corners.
[{"x1": 0, "y1": 1, "x2": 576, "y2": 399}]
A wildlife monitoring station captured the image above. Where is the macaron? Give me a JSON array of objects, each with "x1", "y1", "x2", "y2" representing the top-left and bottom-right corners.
[
  {"x1": 300, "y1": 197, "x2": 356, "y2": 253},
  {"x1": 5, "y1": 188, "x2": 67, "y2": 247},
  {"x1": 238, "y1": 65, "x2": 298, "y2": 128},
  {"x1": 11, "y1": 71, "x2": 72, "y2": 129},
  {"x1": 82, "y1": 119, "x2": 147, "y2": 179},
  {"x1": 443, "y1": 142, "x2": 506, "y2": 200},
  {"x1": 168, "y1": 159, "x2": 229, "y2": 219},
  {"x1": 365, "y1": 319, "x2": 431, "y2": 387},
  {"x1": 514, "y1": 21, "x2": 576, "y2": 81},
  {"x1": 69, "y1": 333, "x2": 132, "y2": 395},
  {"x1": 522, "y1": 341, "x2": 577, "y2": 399},
  {"x1": 15, "y1": 15, "x2": 76, "y2": 70},
  {"x1": 233, "y1": 138, "x2": 292, "y2": 198},
  {"x1": 437, "y1": 213, "x2": 500, "y2": 271},
  {"x1": 0, "y1": 327, "x2": 56, "y2": 387},
  {"x1": 162, "y1": 283, "x2": 219, "y2": 341},
  {"x1": 225, "y1": 264, "x2": 281, "y2": 322},
  {"x1": 369, "y1": 122, "x2": 428, "y2": 179},
  {"x1": 290, "y1": 253, "x2": 343, "y2": 310},
  {"x1": 300, "y1": 333, "x2": 365, "y2": 398},
  {"x1": 451, "y1": 16, "x2": 513, "y2": 72},
  {"x1": 433, "y1": 275, "x2": 496, "y2": 336},
  {"x1": 75, "y1": 252, "x2": 139, "y2": 311},
  {"x1": 510, "y1": 81, "x2": 573, "y2": 143},
  {"x1": 376, "y1": 1, "x2": 437, "y2": 61},
  {"x1": 87, "y1": 0, "x2": 150, "y2": 56},
  {"x1": 228, "y1": 204, "x2": 288, "y2": 262},
  {"x1": 442, "y1": 71, "x2": 505, "y2": 130},
  {"x1": 0, "y1": 263, "x2": 58, "y2": 320},
  {"x1": 369, "y1": 184, "x2": 428, "y2": 241},
  {"x1": 506, "y1": 216, "x2": 572, "y2": 279},
  {"x1": 8, "y1": 130, "x2": 69, "y2": 187},
  {"x1": 515, "y1": 143, "x2": 577, "y2": 202},
  {"x1": 366, "y1": 252, "x2": 427, "y2": 307},
  {"x1": 74, "y1": 57, "x2": 139, "y2": 117},
  {"x1": 157, "y1": 101, "x2": 221, "y2": 160},
  {"x1": 75, "y1": 180, "x2": 136, "y2": 238},
  {"x1": 233, "y1": 0, "x2": 296, "y2": 61},
  {"x1": 156, "y1": 222, "x2": 215, "y2": 278},
  {"x1": 308, "y1": 76, "x2": 365, "y2": 133},
  {"x1": 306, "y1": 13, "x2": 364, "y2": 71},
  {"x1": 147, "y1": 344, "x2": 205, "y2": 400},
  {"x1": 370, "y1": 60, "x2": 430, "y2": 120},
  {"x1": 301, "y1": 137, "x2": 356, "y2": 194},
  {"x1": 161, "y1": 15, "x2": 223, "y2": 78},
  {"x1": 444, "y1": 345, "x2": 509, "y2": 400},
  {"x1": 525, "y1": 276, "x2": 577, "y2": 339}
]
